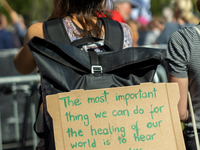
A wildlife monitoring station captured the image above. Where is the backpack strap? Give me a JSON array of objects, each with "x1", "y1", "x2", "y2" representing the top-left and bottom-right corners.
[
  {"x1": 43, "y1": 18, "x2": 72, "y2": 44},
  {"x1": 43, "y1": 18, "x2": 124, "y2": 51},
  {"x1": 100, "y1": 18, "x2": 124, "y2": 51}
]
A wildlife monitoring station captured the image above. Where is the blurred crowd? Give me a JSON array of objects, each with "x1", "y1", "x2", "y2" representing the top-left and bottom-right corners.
[
  {"x1": 112, "y1": 0, "x2": 199, "y2": 47},
  {"x1": 0, "y1": 0, "x2": 27, "y2": 49},
  {"x1": 0, "y1": 0, "x2": 199, "y2": 50}
]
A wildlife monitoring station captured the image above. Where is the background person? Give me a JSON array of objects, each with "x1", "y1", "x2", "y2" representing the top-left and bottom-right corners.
[
  {"x1": 156, "y1": 0, "x2": 195, "y2": 45},
  {"x1": 9, "y1": 10, "x2": 27, "y2": 46},
  {"x1": 112, "y1": 0, "x2": 137, "y2": 23},
  {"x1": 1, "y1": 0, "x2": 27, "y2": 47},
  {"x1": 130, "y1": 0, "x2": 152, "y2": 22},
  {"x1": 0, "y1": 13, "x2": 14, "y2": 49},
  {"x1": 162, "y1": 7, "x2": 174, "y2": 23},
  {"x1": 166, "y1": 0, "x2": 200, "y2": 149},
  {"x1": 143, "y1": 16, "x2": 165, "y2": 45},
  {"x1": 136, "y1": 15, "x2": 149, "y2": 46},
  {"x1": 127, "y1": 19, "x2": 139, "y2": 47},
  {"x1": 13, "y1": 0, "x2": 132, "y2": 149},
  {"x1": 112, "y1": 0, "x2": 139, "y2": 47}
]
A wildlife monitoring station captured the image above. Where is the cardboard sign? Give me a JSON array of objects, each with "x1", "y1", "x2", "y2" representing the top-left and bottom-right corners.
[{"x1": 46, "y1": 83, "x2": 186, "y2": 150}]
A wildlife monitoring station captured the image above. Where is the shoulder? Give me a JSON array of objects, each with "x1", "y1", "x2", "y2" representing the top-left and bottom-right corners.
[
  {"x1": 119, "y1": 22, "x2": 132, "y2": 40},
  {"x1": 180, "y1": 23, "x2": 195, "y2": 28},
  {"x1": 166, "y1": 22, "x2": 179, "y2": 27},
  {"x1": 28, "y1": 22, "x2": 43, "y2": 31},
  {"x1": 169, "y1": 25, "x2": 197, "y2": 44},
  {"x1": 119, "y1": 22, "x2": 132, "y2": 48},
  {"x1": 0, "y1": 29, "x2": 12, "y2": 35},
  {"x1": 120, "y1": 22, "x2": 131, "y2": 32},
  {"x1": 26, "y1": 22, "x2": 44, "y2": 40},
  {"x1": 180, "y1": 25, "x2": 197, "y2": 35},
  {"x1": 163, "y1": 22, "x2": 179, "y2": 33},
  {"x1": 2, "y1": 29, "x2": 12, "y2": 35},
  {"x1": 0, "y1": 29, "x2": 13, "y2": 43},
  {"x1": 167, "y1": 26, "x2": 197, "y2": 63},
  {"x1": 166, "y1": 26, "x2": 194, "y2": 78},
  {"x1": 163, "y1": 22, "x2": 179, "y2": 34}
]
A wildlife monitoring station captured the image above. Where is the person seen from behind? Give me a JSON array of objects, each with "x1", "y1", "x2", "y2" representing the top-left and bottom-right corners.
[
  {"x1": 0, "y1": 13, "x2": 14, "y2": 49},
  {"x1": 9, "y1": 10, "x2": 27, "y2": 46},
  {"x1": 1, "y1": 0, "x2": 27, "y2": 47},
  {"x1": 143, "y1": 16, "x2": 166, "y2": 45},
  {"x1": 112, "y1": 0, "x2": 137, "y2": 23},
  {"x1": 156, "y1": 0, "x2": 195, "y2": 44},
  {"x1": 13, "y1": 0, "x2": 132, "y2": 149},
  {"x1": 136, "y1": 15, "x2": 149, "y2": 46},
  {"x1": 166, "y1": 0, "x2": 200, "y2": 149}
]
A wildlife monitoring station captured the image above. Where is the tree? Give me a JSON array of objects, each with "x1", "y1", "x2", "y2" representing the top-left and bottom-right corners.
[
  {"x1": 0, "y1": 0, "x2": 53, "y2": 26},
  {"x1": 150, "y1": 0, "x2": 172, "y2": 16}
]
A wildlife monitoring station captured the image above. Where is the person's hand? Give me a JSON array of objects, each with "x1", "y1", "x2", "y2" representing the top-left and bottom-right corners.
[
  {"x1": 1, "y1": 0, "x2": 12, "y2": 12},
  {"x1": 9, "y1": 10, "x2": 19, "y2": 24}
]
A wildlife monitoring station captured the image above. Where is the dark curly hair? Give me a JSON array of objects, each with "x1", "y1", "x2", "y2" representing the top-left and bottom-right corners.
[{"x1": 49, "y1": 0, "x2": 113, "y2": 37}]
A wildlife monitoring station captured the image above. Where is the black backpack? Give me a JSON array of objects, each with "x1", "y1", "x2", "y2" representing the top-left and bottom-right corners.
[{"x1": 28, "y1": 18, "x2": 165, "y2": 150}]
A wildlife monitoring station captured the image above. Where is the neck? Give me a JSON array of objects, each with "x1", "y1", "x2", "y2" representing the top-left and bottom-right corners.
[{"x1": 71, "y1": 15, "x2": 98, "y2": 29}]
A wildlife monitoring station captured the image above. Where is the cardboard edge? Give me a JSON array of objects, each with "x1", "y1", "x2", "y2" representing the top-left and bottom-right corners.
[
  {"x1": 140, "y1": 82, "x2": 153, "y2": 85},
  {"x1": 46, "y1": 94, "x2": 65, "y2": 150},
  {"x1": 166, "y1": 83, "x2": 186, "y2": 150}
]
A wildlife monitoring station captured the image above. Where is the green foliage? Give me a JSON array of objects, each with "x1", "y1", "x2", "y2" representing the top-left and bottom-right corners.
[
  {"x1": 1, "y1": 0, "x2": 199, "y2": 27},
  {"x1": 0, "y1": 0, "x2": 53, "y2": 26},
  {"x1": 150, "y1": 0, "x2": 172, "y2": 16},
  {"x1": 192, "y1": 0, "x2": 200, "y2": 17}
]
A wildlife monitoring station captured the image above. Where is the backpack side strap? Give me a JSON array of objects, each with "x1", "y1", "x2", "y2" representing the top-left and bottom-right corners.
[
  {"x1": 33, "y1": 86, "x2": 50, "y2": 138},
  {"x1": 43, "y1": 18, "x2": 72, "y2": 45},
  {"x1": 100, "y1": 18, "x2": 124, "y2": 51}
]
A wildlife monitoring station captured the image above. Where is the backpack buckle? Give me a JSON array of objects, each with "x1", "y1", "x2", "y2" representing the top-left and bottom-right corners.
[{"x1": 91, "y1": 65, "x2": 103, "y2": 74}]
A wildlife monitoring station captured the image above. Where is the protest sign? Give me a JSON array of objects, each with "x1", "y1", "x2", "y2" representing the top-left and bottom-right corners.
[{"x1": 46, "y1": 83, "x2": 186, "y2": 150}]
